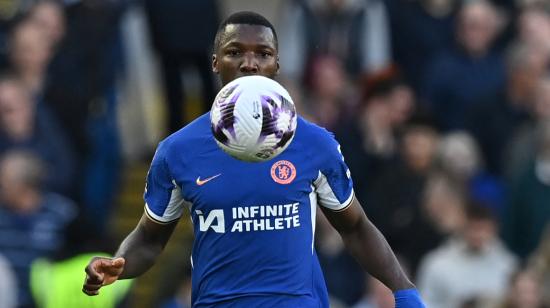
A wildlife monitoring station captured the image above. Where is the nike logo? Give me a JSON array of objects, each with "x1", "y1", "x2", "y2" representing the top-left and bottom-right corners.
[{"x1": 196, "y1": 174, "x2": 221, "y2": 186}]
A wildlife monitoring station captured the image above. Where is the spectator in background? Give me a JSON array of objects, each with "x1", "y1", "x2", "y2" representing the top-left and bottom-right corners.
[
  {"x1": 0, "y1": 0, "x2": 31, "y2": 67},
  {"x1": 278, "y1": 0, "x2": 391, "y2": 81},
  {"x1": 365, "y1": 117, "x2": 441, "y2": 275},
  {"x1": 336, "y1": 68, "x2": 415, "y2": 198},
  {"x1": 43, "y1": 0, "x2": 127, "y2": 234},
  {"x1": 0, "y1": 253, "x2": 17, "y2": 308},
  {"x1": 436, "y1": 132, "x2": 485, "y2": 184},
  {"x1": 26, "y1": 0, "x2": 66, "y2": 48},
  {"x1": 435, "y1": 132, "x2": 505, "y2": 217},
  {"x1": 505, "y1": 74, "x2": 550, "y2": 181},
  {"x1": 422, "y1": 174, "x2": 467, "y2": 237},
  {"x1": 466, "y1": 43, "x2": 544, "y2": 176},
  {"x1": 302, "y1": 55, "x2": 355, "y2": 131},
  {"x1": 7, "y1": 18, "x2": 54, "y2": 95},
  {"x1": 144, "y1": 0, "x2": 219, "y2": 133},
  {"x1": 503, "y1": 120, "x2": 550, "y2": 260},
  {"x1": 0, "y1": 75, "x2": 75, "y2": 195},
  {"x1": 421, "y1": 0, "x2": 506, "y2": 131},
  {"x1": 0, "y1": 150, "x2": 77, "y2": 308},
  {"x1": 42, "y1": 0, "x2": 117, "y2": 156},
  {"x1": 492, "y1": 269, "x2": 547, "y2": 308},
  {"x1": 517, "y1": 4, "x2": 550, "y2": 62},
  {"x1": 417, "y1": 203, "x2": 517, "y2": 308},
  {"x1": 465, "y1": 5, "x2": 550, "y2": 177},
  {"x1": 385, "y1": 0, "x2": 456, "y2": 91}
]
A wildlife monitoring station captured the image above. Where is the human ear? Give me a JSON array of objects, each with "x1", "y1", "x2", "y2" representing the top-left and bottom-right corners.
[{"x1": 212, "y1": 54, "x2": 219, "y2": 74}]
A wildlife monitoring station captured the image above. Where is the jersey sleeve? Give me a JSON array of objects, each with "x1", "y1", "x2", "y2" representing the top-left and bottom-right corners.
[
  {"x1": 144, "y1": 141, "x2": 188, "y2": 223},
  {"x1": 313, "y1": 133, "x2": 355, "y2": 211}
]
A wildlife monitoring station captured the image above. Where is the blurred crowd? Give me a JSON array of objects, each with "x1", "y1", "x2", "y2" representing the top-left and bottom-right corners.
[{"x1": 0, "y1": 0, "x2": 548, "y2": 308}]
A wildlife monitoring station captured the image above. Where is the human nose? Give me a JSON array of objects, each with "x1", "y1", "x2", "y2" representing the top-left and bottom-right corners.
[{"x1": 239, "y1": 53, "x2": 258, "y2": 73}]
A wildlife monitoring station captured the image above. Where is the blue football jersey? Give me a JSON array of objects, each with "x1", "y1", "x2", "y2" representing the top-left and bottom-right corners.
[{"x1": 144, "y1": 113, "x2": 354, "y2": 307}]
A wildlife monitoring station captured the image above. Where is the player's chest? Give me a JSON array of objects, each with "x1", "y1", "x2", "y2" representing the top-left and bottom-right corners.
[{"x1": 177, "y1": 154, "x2": 317, "y2": 211}]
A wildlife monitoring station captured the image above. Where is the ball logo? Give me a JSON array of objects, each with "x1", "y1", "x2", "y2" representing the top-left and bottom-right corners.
[{"x1": 271, "y1": 160, "x2": 296, "y2": 184}]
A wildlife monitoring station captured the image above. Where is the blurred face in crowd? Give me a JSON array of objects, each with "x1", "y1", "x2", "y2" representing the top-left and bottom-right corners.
[
  {"x1": 519, "y1": 9, "x2": 550, "y2": 52},
  {"x1": 507, "y1": 271, "x2": 543, "y2": 308},
  {"x1": 423, "y1": 176, "x2": 466, "y2": 234},
  {"x1": 437, "y1": 132, "x2": 481, "y2": 181},
  {"x1": 457, "y1": 1, "x2": 500, "y2": 57},
  {"x1": 386, "y1": 85, "x2": 414, "y2": 126},
  {"x1": 10, "y1": 22, "x2": 53, "y2": 75},
  {"x1": 0, "y1": 80, "x2": 34, "y2": 141},
  {"x1": 28, "y1": 1, "x2": 66, "y2": 46},
  {"x1": 402, "y1": 126, "x2": 438, "y2": 172},
  {"x1": 0, "y1": 153, "x2": 42, "y2": 213},
  {"x1": 360, "y1": 95, "x2": 393, "y2": 155},
  {"x1": 507, "y1": 45, "x2": 547, "y2": 105},
  {"x1": 463, "y1": 216, "x2": 496, "y2": 251},
  {"x1": 213, "y1": 24, "x2": 279, "y2": 86},
  {"x1": 310, "y1": 56, "x2": 345, "y2": 99}
]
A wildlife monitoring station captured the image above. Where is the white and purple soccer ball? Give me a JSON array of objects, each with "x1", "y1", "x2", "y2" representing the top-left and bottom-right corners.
[{"x1": 210, "y1": 75, "x2": 297, "y2": 162}]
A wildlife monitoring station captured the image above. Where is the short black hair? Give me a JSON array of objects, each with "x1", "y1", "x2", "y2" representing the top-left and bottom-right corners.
[{"x1": 214, "y1": 11, "x2": 278, "y2": 53}]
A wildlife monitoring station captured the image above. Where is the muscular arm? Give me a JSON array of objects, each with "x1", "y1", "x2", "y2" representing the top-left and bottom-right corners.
[
  {"x1": 321, "y1": 197, "x2": 414, "y2": 291},
  {"x1": 83, "y1": 212, "x2": 179, "y2": 295},
  {"x1": 116, "y1": 213, "x2": 179, "y2": 279}
]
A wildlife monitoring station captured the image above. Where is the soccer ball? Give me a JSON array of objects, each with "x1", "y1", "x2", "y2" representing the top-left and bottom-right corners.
[{"x1": 210, "y1": 75, "x2": 297, "y2": 162}]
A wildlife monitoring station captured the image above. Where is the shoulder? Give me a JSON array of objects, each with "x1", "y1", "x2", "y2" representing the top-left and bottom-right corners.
[
  {"x1": 293, "y1": 116, "x2": 347, "y2": 167},
  {"x1": 157, "y1": 113, "x2": 212, "y2": 160},
  {"x1": 295, "y1": 116, "x2": 338, "y2": 146}
]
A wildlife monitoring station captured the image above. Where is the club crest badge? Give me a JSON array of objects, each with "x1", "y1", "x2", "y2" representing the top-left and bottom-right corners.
[{"x1": 270, "y1": 160, "x2": 296, "y2": 184}]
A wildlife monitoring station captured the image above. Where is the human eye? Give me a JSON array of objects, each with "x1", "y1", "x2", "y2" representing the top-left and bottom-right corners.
[
  {"x1": 260, "y1": 50, "x2": 273, "y2": 58},
  {"x1": 225, "y1": 49, "x2": 241, "y2": 57}
]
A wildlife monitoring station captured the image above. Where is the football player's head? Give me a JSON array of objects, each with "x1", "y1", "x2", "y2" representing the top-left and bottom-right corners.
[{"x1": 212, "y1": 11, "x2": 279, "y2": 86}]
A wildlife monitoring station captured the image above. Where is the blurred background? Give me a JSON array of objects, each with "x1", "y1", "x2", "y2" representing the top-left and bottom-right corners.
[{"x1": 0, "y1": 0, "x2": 548, "y2": 307}]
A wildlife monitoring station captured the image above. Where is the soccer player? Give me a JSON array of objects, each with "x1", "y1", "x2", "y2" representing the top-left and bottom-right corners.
[{"x1": 82, "y1": 11, "x2": 426, "y2": 307}]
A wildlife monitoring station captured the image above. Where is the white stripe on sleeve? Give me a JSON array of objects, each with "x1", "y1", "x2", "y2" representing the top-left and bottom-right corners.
[
  {"x1": 314, "y1": 171, "x2": 355, "y2": 211},
  {"x1": 145, "y1": 181, "x2": 191, "y2": 223}
]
